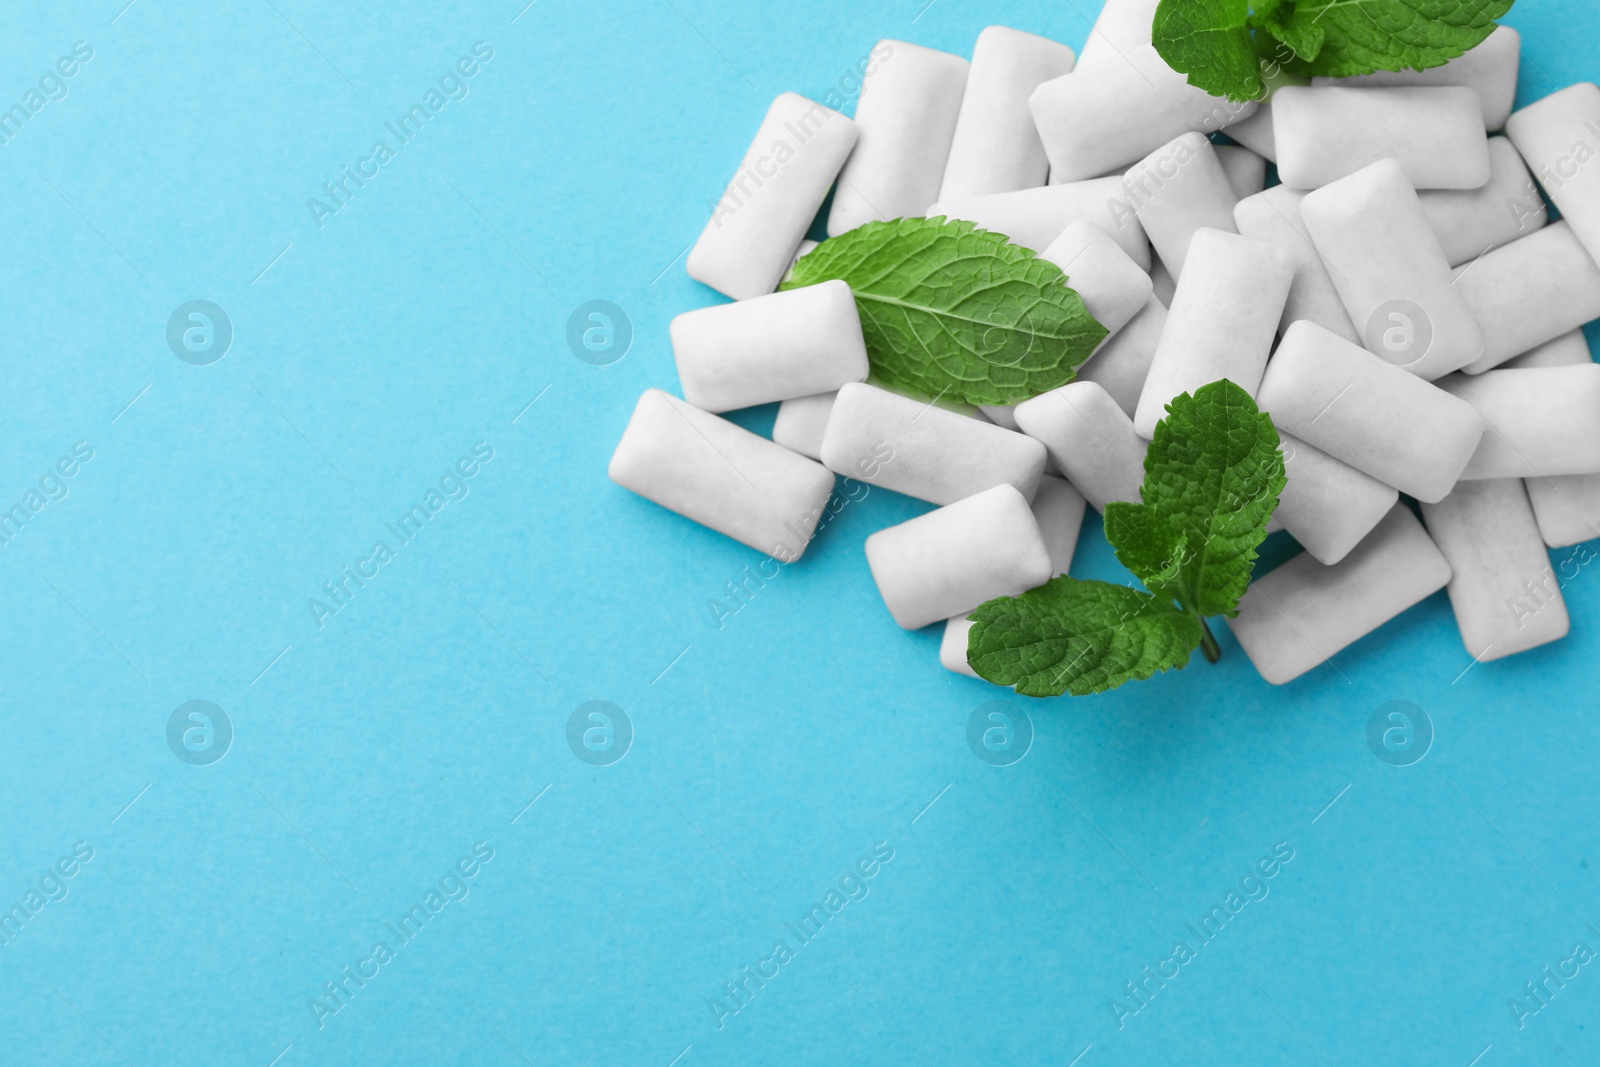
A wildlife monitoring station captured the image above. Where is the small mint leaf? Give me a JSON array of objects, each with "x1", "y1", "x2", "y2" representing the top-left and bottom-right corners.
[
  {"x1": 967, "y1": 577, "x2": 1204, "y2": 698},
  {"x1": 1152, "y1": 0, "x2": 1264, "y2": 103},
  {"x1": 1251, "y1": 0, "x2": 1326, "y2": 63},
  {"x1": 1103, "y1": 502, "x2": 1188, "y2": 594},
  {"x1": 1137, "y1": 380, "x2": 1286, "y2": 619},
  {"x1": 779, "y1": 217, "x2": 1106, "y2": 406}
]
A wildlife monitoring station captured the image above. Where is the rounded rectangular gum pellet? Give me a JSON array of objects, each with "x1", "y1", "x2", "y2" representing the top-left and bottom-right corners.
[
  {"x1": 687, "y1": 93, "x2": 857, "y2": 301},
  {"x1": 865, "y1": 484, "x2": 1053, "y2": 629},
  {"x1": 828, "y1": 42, "x2": 968, "y2": 236},
  {"x1": 1148, "y1": 255, "x2": 1176, "y2": 306},
  {"x1": 1421, "y1": 478, "x2": 1568, "y2": 661},
  {"x1": 1124, "y1": 133, "x2": 1241, "y2": 278},
  {"x1": 1134, "y1": 229, "x2": 1293, "y2": 437},
  {"x1": 939, "y1": 27, "x2": 1076, "y2": 200},
  {"x1": 1029, "y1": 44, "x2": 1257, "y2": 185},
  {"x1": 1507, "y1": 83, "x2": 1600, "y2": 271},
  {"x1": 1503, "y1": 330, "x2": 1592, "y2": 370},
  {"x1": 1227, "y1": 505, "x2": 1452, "y2": 685},
  {"x1": 1076, "y1": 0, "x2": 1160, "y2": 68},
  {"x1": 939, "y1": 472, "x2": 1083, "y2": 676},
  {"x1": 939, "y1": 616, "x2": 980, "y2": 677},
  {"x1": 1444, "y1": 365, "x2": 1600, "y2": 479},
  {"x1": 609, "y1": 389, "x2": 837, "y2": 560},
  {"x1": 1275, "y1": 432, "x2": 1398, "y2": 566},
  {"x1": 1256, "y1": 321, "x2": 1486, "y2": 502},
  {"x1": 1311, "y1": 25, "x2": 1522, "y2": 130},
  {"x1": 672, "y1": 281, "x2": 868, "y2": 412},
  {"x1": 1456, "y1": 222, "x2": 1600, "y2": 374},
  {"x1": 1038, "y1": 220, "x2": 1154, "y2": 338},
  {"x1": 1224, "y1": 101, "x2": 1277, "y2": 162},
  {"x1": 820, "y1": 382, "x2": 1046, "y2": 505},
  {"x1": 772, "y1": 391, "x2": 838, "y2": 461},
  {"x1": 1300, "y1": 159, "x2": 1486, "y2": 379},
  {"x1": 1031, "y1": 474, "x2": 1086, "y2": 576},
  {"x1": 1274, "y1": 87, "x2": 1491, "y2": 190},
  {"x1": 1073, "y1": 295, "x2": 1166, "y2": 418},
  {"x1": 1215, "y1": 144, "x2": 1268, "y2": 200},
  {"x1": 1233, "y1": 184, "x2": 1359, "y2": 343},
  {"x1": 1526, "y1": 472, "x2": 1600, "y2": 548},
  {"x1": 1419, "y1": 137, "x2": 1548, "y2": 267},
  {"x1": 1014, "y1": 381, "x2": 1148, "y2": 512},
  {"x1": 930, "y1": 177, "x2": 1151, "y2": 269}
]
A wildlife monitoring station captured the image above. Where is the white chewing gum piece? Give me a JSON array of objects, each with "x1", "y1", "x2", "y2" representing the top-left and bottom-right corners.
[
  {"x1": 1032, "y1": 474, "x2": 1087, "y2": 576},
  {"x1": 1421, "y1": 478, "x2": 1568, "y2": 661},
  {"x1": 937, "y1": 473, "x2": 1083, "y2": 677},
  {"x1": 930, "y1": 177, "x2": 1152, "y2": 269},
  {"x1": 609, "y1": 389, "x2": 837, "y2": 559},
  {"x1": 1228, "y1": 505, "x2": 1452, "y2": 685},
  {"x1": 828, "y1": 41, "x2": 969, "y2": 235},
  {"x1": 1311, "y1": 25, "x2": 1522, "y2": 130},
  {"x1": 1134, "y1": 228, "x2": 1293, "y2": 437},
  {"x1": 1507, "y1": 83, "x2": 1600, "y2": 270},
  {"x1": 1233, "y1": 184, "x2": 1360, "y2": 344},
  {"x1": 1038, "y1": 220, "x2": 1154, "y2": 338},
  {"x1": 687, "y1": 94, "x2": 857, "y2": 300},
  {"x1": 672, "y1": 281, "x2": 869, "y2": 412},
  {"x1": 820, "y1": 382, "x2": 1046, "y2": 505},
  {"x1": 1300, "y1": 159, "x2": 1486, "y2": 379},
  {"x1": 1273, "y1": 86, "x2": 1492, "y2": 190},
  {"x1": 1275, "y1": 432, "x2": 1399, "y2": 566},
  {"x1": 1456, "y1": 222, "x2": 1600, "y2": 374},
  {"x1": 1029, "y1": 44, "x2": 1256, "y2": 185},
  {"x1": 1419, "y1": 137, "x2": 1548, "y2": 267},
  {"x1": 1256, "y1": 321, "x2": 1485, "y2": 503},
  {"x1": 1502, "y1": 330, "x2": 1592, "y2": 370},
  {"x1": 1074, "y1": 295, "x2": 1167, "y2": 419},
  {"x1": 1124, "y1": 132, "x2": 1241, "y2": 278},
  {"x1": 1148, "y1": 255, "x2": 1176, "y2": 306},
  {"x1": 939, "y1": 26, "x2": 1075, "y2": 200},
  {"x1": 772, "y1": 391, "x2": 839, "y2": 461},
  {"x1": 1214, "y1": 144, "x2": 1268, "y2": 200},
  {"x1": 1445, "y1": 365, "x2": 1600, "y2": 479},
  {"x1": 940, "y1": 615, "x2": 981, "y2": 677},
  {"x1": 865, "y1": 484, "x2": 1053, "y2": 630},
  {"x1": 977, "y1": 404, "x2": 1020, "y2": 431},
  {"x1": 1013, "y1": 381, "x2": 1148, "y2": 512},
  {"x1": 1526, "y1": 472, "x2": 1600, "y2": 548},
  {"x1": 1075, "y1": 0, "x2": 1160, "y2": 68},
  {"x1": 1225, "y1": 100, "x2": 1277, "y2": 161}
]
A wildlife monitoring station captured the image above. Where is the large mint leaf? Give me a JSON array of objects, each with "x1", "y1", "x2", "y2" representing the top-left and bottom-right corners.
[
  {"x1": 967, "y1": 577, "x2": 1204, "y2": 698},
  {"x1": 779, "y1": 217, "x2": 1107, "y2": 406},
  {"x1": 1136, "y1": 380, "x2": 1285, "y2": 619},
  {"x1": 1276, "y1": 0, "x2": 1514, "y2": 78}
]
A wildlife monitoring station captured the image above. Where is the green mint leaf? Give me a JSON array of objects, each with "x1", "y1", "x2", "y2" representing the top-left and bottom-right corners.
[
  {"x1": 1152, "y1": 0, "x2": 1515, "y2": 101},
  {"x1": 779, "y1": 217, "x2": 1107, "y2": 406},
  {"x1": 1151, "y1": 0, "x2": 1264, "y2": 103},
  {"x1": 1135, "y1": 380, "x2": 1285, "y2": 619},
  {"x1": 1251, "y1": 0, "x2": 1326, "y2": 64},
  {"x1": 1273, "y1": 0, "x2": 1513, "y2": 78},
  {"x1": 967, "y1": 577, "x2": 1204, "y2": 698},
  {"x1": 1103, "y1": 503, "x2": 1188, "y2": 594}
]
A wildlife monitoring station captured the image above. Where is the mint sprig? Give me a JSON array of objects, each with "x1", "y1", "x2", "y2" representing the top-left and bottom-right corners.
[
  {"x1": 1152, "y1": 0, "x2": 1516, "y2": 103},
  {"x1": 779, "y1": 217, "x2": 1107, "y2": 406},
  {"x1": 968, "y1": 578, "x2": 1206, "y2": 698},
  {"x1": 966, "y1": 380, "x2": 1286, "y2": 698}
]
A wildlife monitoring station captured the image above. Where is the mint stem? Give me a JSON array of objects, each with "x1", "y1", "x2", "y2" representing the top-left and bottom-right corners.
[{"x1": 1198, "y1": 618, "x2": 1221, "y2": 664}]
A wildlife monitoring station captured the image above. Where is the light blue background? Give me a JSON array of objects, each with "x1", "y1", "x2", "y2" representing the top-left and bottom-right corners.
[{"x1": 1, "y1": 1, "x2": 1597, "y2": 1064}]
